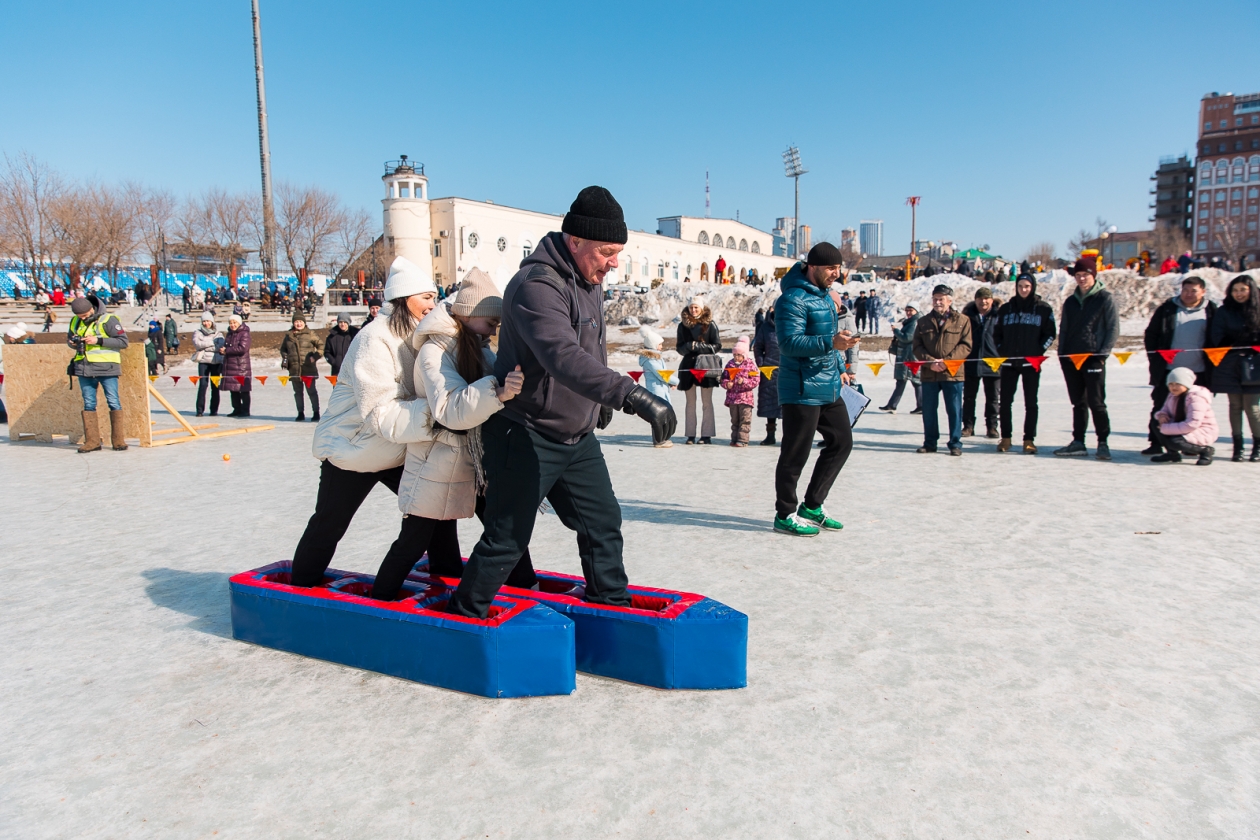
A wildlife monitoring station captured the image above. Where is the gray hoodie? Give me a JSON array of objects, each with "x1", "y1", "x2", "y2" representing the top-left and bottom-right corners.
[{"x1": 494, "y1": 232, "x2": 636, "y2": 444}]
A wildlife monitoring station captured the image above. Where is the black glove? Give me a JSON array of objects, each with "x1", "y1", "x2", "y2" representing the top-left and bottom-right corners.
[
  {"x1": 597, "y1": 406, "x2": 614, "y2": 429},
  {"x1": 622, "y1": 385, "x2": 677, "y2": 445}
]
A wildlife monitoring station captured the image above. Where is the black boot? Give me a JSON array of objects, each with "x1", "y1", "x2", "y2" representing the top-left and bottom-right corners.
[
  {"x1": 761, "y1": 419, "x2": 777, "y2": 446},
  {"x1": 1232, "y1": 435, "x2": 1244, "y2": 462},
  {"x1": 1252, "y1": 441, "x2": 1260, "y2": 462}
]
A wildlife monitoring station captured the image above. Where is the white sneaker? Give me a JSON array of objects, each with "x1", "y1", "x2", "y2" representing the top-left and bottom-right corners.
[{"x1": 654, "y1": 440, "x2": 674, "y2": 448}]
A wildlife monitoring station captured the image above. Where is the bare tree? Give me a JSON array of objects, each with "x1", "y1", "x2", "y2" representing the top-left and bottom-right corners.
[
  {"x1": 327, "y1": 207, "x2": 375, "y2": 281},
  {"x1": 204, "y1": 188, "x2": 254, "y2": 280},
  {"x1": 1024, "y1": 241, "x2": 1056, "y2": 265},
  {"x1": 172, "y1": 194, "x2": 212, "y2": 283},
  {"x1": 0, "y1": 152, "x2": 64, "y2": 291},
  {"x1": 131, "y1": 183, "x2": 176, "y2": 270},
  {"x1": 48, "y1": 182, "x2": 110, "y2": 289},
  {"x1": 1151, "y1": 224, "x2": 1190, "y2": 267},
  {"x1": 275, "y1": 182, "x2": 344, "y2": 289},
  {"x1": 1213, "y1": 216, "x2": 1249, "y2": 268}
]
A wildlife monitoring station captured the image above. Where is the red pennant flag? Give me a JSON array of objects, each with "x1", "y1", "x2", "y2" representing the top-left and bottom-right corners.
[
  {"x1": 627, "y1": 370, "x2": 643, "y2": 382},
  {"x1": 301, "y1": 376, "x2": 314, "y2": 388},
  {"x1": 690, "y1": 369, "x2": 708, "y2": 381},
  {"x1": 903, "y1": 360, "x2": 924, "y2": 376},
  {"x1": 941, "y1": 359, "x2": 964, "y2": 376},
  {"x1": 1252, "y1": 346, "x2": 1260, "y2": 354},
  {"x1": 0, "y1": 374, "x2": 4, "y2": 385},
  {"x1": 234, "y1": 376, "x2": 245, "y2": 385},
  {"x1": 189, "y1": 375, "x2": 200, "y2": 384},
  {"x1": 1156, "y1": 349, "x2": 1180, "y2": 364},
  {"x1": 1024, "y1": 356, "x2": 1047, "y2": 372},
  {"x1": 326, "y1": 375, "x2": 337, "y2": 386},
  {"x1": 1067, "y1": 354, "x2": 1091, "y2": 370},
  {"x1": 171, "y1": 376, "x2": 180, "y2": 385},
  {"x1": 256, "y1": 376, "x2": 267, "y2": 385}
]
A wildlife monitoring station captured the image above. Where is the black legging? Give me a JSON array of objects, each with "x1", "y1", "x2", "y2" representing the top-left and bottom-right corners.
[
  {"x1": 291, "y1": 460, "x2": 404, "y2": 586},
  {"x1": 372, "y1": 493, "x2": 537, "y2": 601}
]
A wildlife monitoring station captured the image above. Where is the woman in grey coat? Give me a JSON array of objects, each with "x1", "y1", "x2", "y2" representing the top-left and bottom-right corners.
[{"x1": 880, "y1": 302, "x2": 922, "y2": 413}]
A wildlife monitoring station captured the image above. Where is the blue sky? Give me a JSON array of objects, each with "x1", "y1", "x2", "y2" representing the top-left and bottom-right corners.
[{"x1": 2, "y1": 0, "x2": 1257, "y2": 260}]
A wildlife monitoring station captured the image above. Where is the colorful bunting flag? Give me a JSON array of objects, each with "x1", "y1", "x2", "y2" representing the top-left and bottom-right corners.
[
  {"x1": 279, "y1": 376, "x2": 290, "y2": 386},
  {"x1": 234, "y1": 376, "x2": 245, "y2": 385},
  {"x1": 189, "y1": 375, "x2": 200, "y2": 384},
  {"x1": 326, "y1": 375, "x2": 338, "y2": 386},
  {"x1": 659, "y1": 370, "x2": 675, "y2": 383},
  {"x1": 942, "y1": 359, "x2": 964, "y2": 376},
  {"x1": 866, "y1": 363, "x2": 885, "y2": 377},
  {"x1": 148, "y1": 375, "x2": 158, "y2": 382},
  {"x1": 982, "y1": 357, "x2": 1007, "y2": 373},
  {"x1": 627, "y1": 370, "x2": 643, "y2": 382},
  {"x1": 1156, "y1": 349, "x2": 1180, "y2": 364},
  {"x1": 1253, "y1": 346, "x2": 1260, "y2": 353},
  {"x1": 1112, "y1": 352, "x2": 1133, "y2": 365},
  {"x1": 256, "y1": 376, "x2": 268, "y2": 385},
  {"x1": 171, "y1": 376, "x2": 180, "y2": 385},
  {"x1": 209, "y1": 376, "x2": 221, "y2": 387},
  {"x1": 0, "y1": 374, "x2": 4, "y2": 385},
  {"x1": 1204, "y1": 347, "x2": 1230, "y2": 366},
  {"x1": 1067, "y1": 354, "x2": 1091, "y2": 370},
  {"x1": 903, "y1": 360, "x2": 924, "y2": 376},
  {"x1": 758, "y1": 366, "x2": 778, "y2": 379},
  {"x1": 690, "y1": 369, "x2": 708, "y2": 381},
  {"x1": 1024, "y1": 356, "x2": 1047, "y2": 372},
  {"x1": 301, "y1": 376, "x2": 314, "y2": 388}
]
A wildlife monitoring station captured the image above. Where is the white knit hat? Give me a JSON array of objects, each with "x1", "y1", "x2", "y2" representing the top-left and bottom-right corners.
[
  {"x1": 5, "y1": 323, "x2": 28, "y2": 340},
  {"x1": 640, "y1": 325, "x2": 664, "y2": 350},
  {"x1": 1166, "y1": 366, "x2": 1195, "y2": 388},
  {"x1": 384, "y1": 256, "x2": 437, "y2": 301},
  {"x1": 689, "y1": 294, "x2": 707, "y2": 307},
  {"x1": 448, "y1": 268, "x2": 502, "y2": 318}
]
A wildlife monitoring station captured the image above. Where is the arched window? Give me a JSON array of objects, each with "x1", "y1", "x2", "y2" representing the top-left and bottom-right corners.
[
  {"x1": 686, "y1": 264, "x2": 692, "y2": 276},
  {"x1": 727, "y1": 236, "x2": 736, "y2": 249},
  {"x1": 624, "y1": 257, "x2": 633, "y2": 278},
  {"x1": 657, "y1": 261, "x2": 665, "y2": 279},
  {"x1": 711, "y1": 232, "x2": 722, "y2": 247},
  {"x1": 750, "y1": 241, "x2": 760, "y2": 254},
  {"x1": 700, "y1": 262, "x2": 709, "y2": 281},
  {"x1": 642, "y1": 260, "x2": 648, "y2": 277},
  {"x1": 698, "y1": 231, "x2": 709, "y2": 245},
  {"x1": 672, "y1": 262, "x2": 679, "y2": 280},
  {"x1": 522, "y1": 240, "x2": 533, "y2": 260},
  {"x1": 738, "y1": 239, "x2": 748, "y2": 251}
]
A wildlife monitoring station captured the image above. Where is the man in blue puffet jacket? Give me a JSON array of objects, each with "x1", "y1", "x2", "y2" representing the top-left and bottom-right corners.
[{"x1": 772, "y1": 242, "x2": 861, "y2": 537}]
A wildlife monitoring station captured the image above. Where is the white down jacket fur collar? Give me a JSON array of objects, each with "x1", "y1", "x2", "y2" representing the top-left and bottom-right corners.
[
  {"x1": 311, "y1": 312, "x2": 432, "y2": 473},
  {"x1": 397, "y1": 302, "x2": 505, "y2": 521}
]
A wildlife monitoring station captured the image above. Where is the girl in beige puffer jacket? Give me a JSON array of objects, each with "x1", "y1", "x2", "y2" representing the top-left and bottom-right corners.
[{"x1": 371, "y1": 269, "x2": 537, "y2": 600}]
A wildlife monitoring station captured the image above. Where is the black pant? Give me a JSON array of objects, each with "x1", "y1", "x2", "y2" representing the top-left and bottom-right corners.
[
  {"x1": 229, "y1": 390, "x2": 251, "y2": 416},
  {"x1": 998, "y1": 363, "x2": 1040, "y2": 440},
  {"x1": 450, "y1": 414, "x2": 628, "y2": 619},
  {"x1": 886, "y1": 379, "x2": 921, "y2": 410},
  {"x1": 774, "y1": 400, "x2": 853, "y2": 519},
  {"x1": 291, "y1": 376, "x2": 319, "y2": 416},
  {"x1": 373, "y1": 494, "x2": 537, "y2": 601},
  {"x1": 290, "y1": 461, "x2": 405, "y2": 586},
  {"x1": 855, "y1": 312, "x2": 867, "y2": 331},
  {"x1": 1060, "y1": 360, "x2": 1110, "y2": 442},
  {"x1": 963, "y1": 369, "x2": 999, "y2": 430},
  {"x1": 1153, "y1": 429, "x2": 1211, "y2": 455},
  {"x1": 196, "y1": 363, "x2": 221, "y2": 415}
]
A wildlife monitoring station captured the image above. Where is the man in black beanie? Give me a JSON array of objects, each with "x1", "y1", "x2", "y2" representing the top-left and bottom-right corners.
[{"x1": 449, "y1": 186, "x2": 677, "y2": 619}]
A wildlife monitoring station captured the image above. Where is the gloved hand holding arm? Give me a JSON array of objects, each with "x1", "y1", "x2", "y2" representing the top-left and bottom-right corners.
[{"x1": 622, "y1": 385, "x2": 676, "y2": 444}]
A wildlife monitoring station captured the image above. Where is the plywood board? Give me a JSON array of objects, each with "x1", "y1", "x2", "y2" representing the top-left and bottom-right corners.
[{"x1": 5, "y1": 344, "x2": 152, "y2": 446}]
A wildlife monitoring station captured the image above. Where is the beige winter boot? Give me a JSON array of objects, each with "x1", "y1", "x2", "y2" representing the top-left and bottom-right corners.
[
  {"x1": 78, "y1": 410, "x2": 102, "y2": 453},
  {"x1": 109, "y1": 409, "x2": 128, "y2": 451},
  {"x1": 996, "y1": 437, "x2": 1011, "y2": 452},
  {"x1": 1023, "y1": 439, "x2": 1038, "y2": 454}
]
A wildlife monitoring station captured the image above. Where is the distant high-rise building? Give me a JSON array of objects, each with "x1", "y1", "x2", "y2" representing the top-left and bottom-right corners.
[
  {"x1": 1193, "y1": 90, "x2": 1260, "y2": 261},
  {"x1": 772, "y1": 217, "x2": 796, "y2": 257},
  {"x1": 799, "y1": 225, "x2": 811, "y2": 254},
  {"x1": 840, "y1": 228, "x2": 857, "y2": 252},
  {"x1": 859, "y1": 220, "x2": 884, "y2": 257},
  {"x1": 1150, "y1": 155, "x2": 1195, "y2": 239}
]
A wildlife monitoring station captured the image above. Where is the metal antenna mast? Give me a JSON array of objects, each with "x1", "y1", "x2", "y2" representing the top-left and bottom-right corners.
[
  {"x1": 252, "y1": 0, "x2": 278, "y2": 284},
  {"x1": 705, "y1": 170, "x2": 710, "y2": 218},
  {"x1": 782, "y1": 146, "x2": 806, "y2": 258}
]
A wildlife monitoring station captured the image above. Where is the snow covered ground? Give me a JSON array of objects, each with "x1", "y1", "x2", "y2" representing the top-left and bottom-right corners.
[{"x1": 2, "y1": 359, "x2": 1259, "y2": 837}]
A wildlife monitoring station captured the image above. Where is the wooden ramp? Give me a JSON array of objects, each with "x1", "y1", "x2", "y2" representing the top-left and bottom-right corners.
[{"x1": 146, "y1": 383, "x2": 274, "y2": 446}]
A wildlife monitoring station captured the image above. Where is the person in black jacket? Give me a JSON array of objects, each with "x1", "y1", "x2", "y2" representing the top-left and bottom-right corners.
[
  {"x1": 1054, "y1": 257, "x2": 1119, "y2": 460},
  {"x1": 961, "y1": 287, "x2": 1001, "y2": 438},
  {"x1": 448, "y1": 187, "x2": 675, "y2": 620},
  {"x1": 1141, "y1": 276, "x2": 1216, "y2": 456},
  {"x1": 992, "y1": 273, "x2": 1056, "y2": 453},
  {"x1": 676, "y1": 294, "x2": 722, "y2": 444},
  {"x1": 1209, "y1": 275, "x2": 1260, "y2": 461},
  {"x1": 323, "y1": 313, "x2": 359, "y2": 376},
  {"x1": 752, "y1": 304, "x2": 781, "y2": 445}
]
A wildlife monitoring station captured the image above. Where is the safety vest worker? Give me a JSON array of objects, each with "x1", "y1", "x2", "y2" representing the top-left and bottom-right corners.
[{"x1": 67, "y1": 294, "x2": 130, "y2": 453}]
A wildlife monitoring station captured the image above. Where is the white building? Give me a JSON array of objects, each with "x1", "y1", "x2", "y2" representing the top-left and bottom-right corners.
[
  {"x1": 860, "y1": 220, "x2": 884, "y2": 257},
  {"x1": 380, "y1": 159, "x2": 795, "y2": 291}
]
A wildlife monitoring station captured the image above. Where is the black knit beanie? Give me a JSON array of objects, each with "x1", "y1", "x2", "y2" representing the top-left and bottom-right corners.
[
  {"x1": 562, "y1": 186, "x2": 628, "y2": 244},
  {"x1": 806, "y1": 242, "x2": 844, "y2": 267}
]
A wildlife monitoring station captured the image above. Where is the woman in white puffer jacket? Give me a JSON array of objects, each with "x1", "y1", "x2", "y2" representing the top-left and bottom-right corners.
[
  {"x1": 289, "y1": 256, "x2": 438, "y2": 587},
  {"x1": 371, "y1": 269, "x2": 537, "y2": 600}
]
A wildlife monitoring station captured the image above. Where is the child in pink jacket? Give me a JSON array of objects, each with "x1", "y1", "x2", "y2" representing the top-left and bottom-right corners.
[
  {"x1": 722, "y1": 335, "x2": 759, "y2": 446},
  {"x1": 1151, "y1": 367, "x2": 1219, "y2": 465}
]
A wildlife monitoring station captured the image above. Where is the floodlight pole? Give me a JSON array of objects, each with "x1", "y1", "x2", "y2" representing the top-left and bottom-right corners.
[
  {"x1": 252, "y1": 0, "x2": 278, "y2": 285},
  {"x1": 782, "y1": 146, "x2": 807, "y2": 258},
  {"x1": 905, "y1": 196, "x2": 921, "y2": 281}
]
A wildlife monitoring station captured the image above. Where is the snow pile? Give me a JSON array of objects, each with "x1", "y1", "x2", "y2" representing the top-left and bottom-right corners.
[{"x1": 605, "y1": 270, "x2": 1260, "y2": 332}]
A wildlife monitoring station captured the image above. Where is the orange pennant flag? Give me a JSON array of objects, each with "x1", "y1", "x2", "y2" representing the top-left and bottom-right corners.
[
  {"x1": 866, "y1": 363, "x2": 884, "y2": 377},
  {"x1": 1067, "y1": 354, "x2": 1091, "y2": 370},
  {"x1": 1204, "y1": 347, "x2": 1230, "y2": 366},
  {"x1": 189, "y1": 375, "x2": 200, "y2": 384},
  {"x1": 326, "y1": 375, "x2": 338, "y2": 386},
  {"x1": 148, "y1": 375, "x2": 158, "y2": 382},
  {"x1": 758, "y1": 366, "x2": 778, "y2": 379},
  {"x1": 256, "y1": 376, "x2": 268, "y2": 385},
  {"x1": 278, "y1": 376, "x2": 290, "y2": 386},
  {"x1": 942, "y1": 359, "x2": 964, "y2": 376},
  {"x1": 1112, "y1": 352, "x2": 1133, "y2": 365},
  {"x1": 658, "y1": 369, "x2": 675, "y2": 383},
  {"x1": 982, "y1": 357, "x2": 1007, "y2": 373},
  {"x1": 209, "y1": 376, "x2": 221, "y2": 387}
]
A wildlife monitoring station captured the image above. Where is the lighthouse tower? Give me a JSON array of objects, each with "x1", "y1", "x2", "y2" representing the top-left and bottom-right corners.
[{"x1": 381, "y1": 155, "x2": 432, "y2": 280}]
